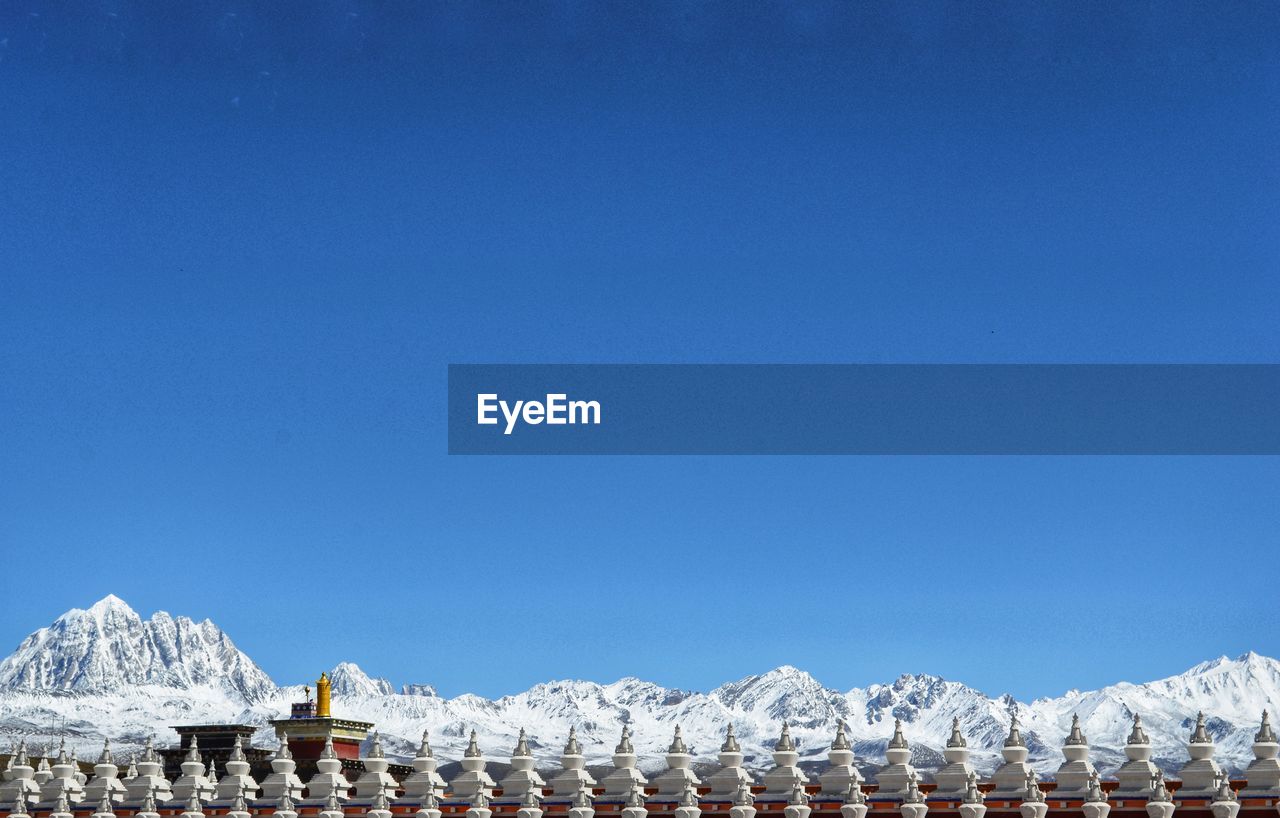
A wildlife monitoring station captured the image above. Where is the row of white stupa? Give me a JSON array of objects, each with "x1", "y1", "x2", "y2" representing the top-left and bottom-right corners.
[{"x1": 1, "y1": 710, "x2": 1277, "y2": 818}]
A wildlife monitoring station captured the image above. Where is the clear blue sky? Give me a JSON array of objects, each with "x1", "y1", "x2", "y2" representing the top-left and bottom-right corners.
[{"x1": 1, "y1": 2, "x2": 1277, "y2": 701}]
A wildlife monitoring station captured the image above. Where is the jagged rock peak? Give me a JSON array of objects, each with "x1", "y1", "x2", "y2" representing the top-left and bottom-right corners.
[{"x1": 0, "y1": 595, "x2": 275, "y2": 701}]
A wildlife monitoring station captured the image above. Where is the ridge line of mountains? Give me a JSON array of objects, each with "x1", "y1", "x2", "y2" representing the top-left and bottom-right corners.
[{"x1": 1, "y1": 595, "x2": 1275, "y2": 778}]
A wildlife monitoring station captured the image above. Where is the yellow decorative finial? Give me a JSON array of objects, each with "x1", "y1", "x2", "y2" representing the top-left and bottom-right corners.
[{"x1": 316, "y1": 671, "x2": 331, "y2": 718}]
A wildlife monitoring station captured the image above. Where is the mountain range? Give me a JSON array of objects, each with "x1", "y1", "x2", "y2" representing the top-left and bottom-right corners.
[{"x1": 0, "y1": 596, "x2": 1275, "y2": 778}]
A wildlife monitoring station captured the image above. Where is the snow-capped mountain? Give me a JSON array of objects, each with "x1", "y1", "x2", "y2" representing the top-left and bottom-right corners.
[
  {"x1": 0, "y1": 595, "x2": 274, "y2": 702},
  {"x1": 0, "y1": 597, "x2": 1274, "y2": 780}
]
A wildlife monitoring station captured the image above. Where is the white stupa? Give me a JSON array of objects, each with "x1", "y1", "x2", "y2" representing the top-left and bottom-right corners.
[
  {"x1": 1209, "y1": 772, "x2": 1239, "y2": 818},
  {"x1": 125, "y1": 738, "x2": 173, "y2": 804},
  {"x1": 225, "y1": 789, "x2": 252, "y2": 818},
  {"x1": 650, "y1": 726, "x2": 701, "y2": 801},
  {"x1": 1082, "y1": 772, "x2": 1111, "y2": 818},
  {"x1": 497, "y1": 729, "x2": 547, "y2": 805},
  {"x1": 674, "y1": 783, "x2": 702, "y2": 818},
  {"x1": 274, "y1": 792, "x2": 298, "y2": 818},
  {"x1": 819, "y1": 720, "x2": 864, "y2": 799},
  {"x1": 0, "y1": 741, "x2": 41, "y2": 807},
  {"x1": 368, "y1": 791, "x2": 395, "y2": 818},
  {"x1": 305, "y1": 737, "x2": 352, "y2": 803},
  {"x1": 518, "y1": 789, "x2": 546, "y2": 818},
  {"x1": 214, "y1": 736, "x2": 259, "y2": 802},
  {"x1": 732, "y1": 783, "x2": 757, "y2": 818},
  {"x1": 400, "y1": 731, "x2": 447, "y2": 803},
  {"x1": 320, "y1": 792, "x2": 346, "y2": 818},
  {"x1": 1020, "y1": 771, "x2": 1047, "y2": 818},
  {"x1": 957, "y1": 772, "x2": 985, "y2": 818},
  {"x1": 84, "y1": 740, "x2": 127, "y2": 805},
  {"x1": 416, "y1": 790, "x2": 443, "y2": 818},
  {"x1": 1113, "y1": 715, "x2": 1159, "y2": 799},
  {"x1": 706, "y1": 725, "x2": 754, "y2": 802},
  {"x1": 873, "y1": 720, "x2": 918, "y2": 802},
  {"x1": 784, "y1": 782, "x2": 812, "y2": 818},
  {"x1": 39, "y1": 740, "x2": 85, "y2": 806},
  {"x1": 171, "y1": 737, "x2": 216, "y2": 803},
  {"x1": 467, "y1": 788, "x2": 493, "y2": 818},
  {"x1": 180, "y1": 792, "x2": 205, "y2": 818},
  {"x1": 207, "y1": 759, "x2": 218, "y2": 788},
  {"x1": 353, "y1": 732, "x2": 399, "y2": 801},
  {"x1": 569, "y1": 781, "x2": 595, "y2": 818},
  {"x1": 121, "y1": 755, "x2": 137, "y2": 789},
  {"x1": 840, "y1": 780, "x2": 868, "y2": 818},
  {"x1": 1177, "y1": 712, "x2": 1223, "y2": 796},
  {"x1": 1053, "y1": 715, "x2": 1098, "y2": 798},
  {"x1": 762, "y1": 723, "x2": 812, "y2": 802},
  {"x1": 598, "y1": 726, "x2": 645, "y2": 800},
  {"x1": 136, "y1": 791, "x2": 162, "y2": 818},
  {"x1": 899, "y1": 773, "x2": 927, "y2": 818},
  {"x1": 71, "y1": 752, "x2": 87, "y2": 787},
  {"x1": 92, "y1": 792, "x2": 117, "y2": 818},
  {"x1": 1145, "y1": 771, "x2": 1175, "y2": 818},
  {"x1": 34, "y1": 756, "x2": 52, "y2": 788},
  {"x1": 622, "y1": 783, "x2": 648, "y2": 818},
  {"x1": 48, "y1": 791, "x2": 74, "y2": 818},
  {"x1": 1244, "y1": 710, "x2": 1280, "y2": 795},
  {"x1": 7, "y1": 790, "x2": 31, "y2": 818},
  {"x1": 988, "y1": 716, "x2": 1038, "y2": 800},
  {"x1": 449, "y1": 731, "x2": 497, "y2": 803},
  {"x1": 260, "y1": 731, "x2": 305, "y2": 802},
  {"x1": 933, "y1": 718, "x2": 976, "y2": 800}
]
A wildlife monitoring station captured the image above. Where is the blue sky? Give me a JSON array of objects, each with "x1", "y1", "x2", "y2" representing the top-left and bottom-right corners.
[{"x1": 1, "y1": 2, "x2": 1278, "y2": 701}]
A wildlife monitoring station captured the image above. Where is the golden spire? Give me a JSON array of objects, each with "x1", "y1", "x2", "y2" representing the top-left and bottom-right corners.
[{"x1": 316, "y1": 671, "x2": 331, "y2": 718}]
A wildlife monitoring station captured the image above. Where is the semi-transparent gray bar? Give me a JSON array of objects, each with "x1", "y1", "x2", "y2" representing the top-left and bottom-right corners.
[{"x1": 447, "y1": 364, "x2": 1280, "y2": 454}]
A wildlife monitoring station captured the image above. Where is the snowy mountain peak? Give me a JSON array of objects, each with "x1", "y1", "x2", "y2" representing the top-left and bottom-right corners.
[
  {"x1": 0, "y1": 597, "x2": 275, "y2": 702},
  {"x1": 328, "y1": 662, "x2": 395, "y2": 697},
  {"x1": 1, "y1": 599, "x2": 1279, "y2": 779}
]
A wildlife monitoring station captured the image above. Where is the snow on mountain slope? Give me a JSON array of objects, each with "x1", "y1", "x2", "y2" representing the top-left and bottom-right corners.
[
  {"x1": 0, "y1": 595, "x2": 274, "y2": 702},
  {"x1": 0, "y1": 597, "x2": 1275, "y2": 778}
]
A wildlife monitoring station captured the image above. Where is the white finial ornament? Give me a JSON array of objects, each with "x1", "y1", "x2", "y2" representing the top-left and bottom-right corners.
[
  {"x1": 958, "y1": 773, "x2": 986, "y2": 818},
  {"x1": 320, "y1": 792, "x2": 345, "y2": 818}
]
